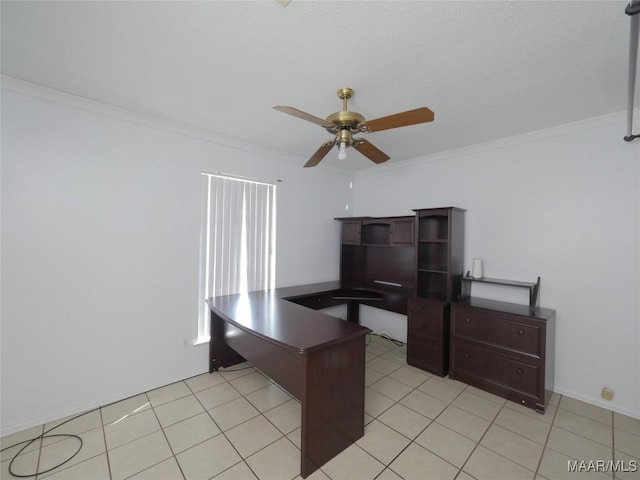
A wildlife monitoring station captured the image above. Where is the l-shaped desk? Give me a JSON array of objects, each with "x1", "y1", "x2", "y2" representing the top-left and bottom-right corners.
[{"x1": 207, "y1": 281, "x2": 407, "y2": 478}]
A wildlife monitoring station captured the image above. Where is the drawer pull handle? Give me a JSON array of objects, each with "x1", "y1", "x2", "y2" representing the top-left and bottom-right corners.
[
  {"x1": 464, "y1": 352, "x2": 470, "y2": 359},
  {"x1": 518, "y1": 329, "x2": 525, "y2": 335},
  {"x1": 521, "y1": 400, "x2": 526, "y2": 404},
  {"x1": 465, "y1": 318, "x2": 471, "y2": 323},
  {"x1": 517, "y1": 368, "x2": 524, "y2": 375}
]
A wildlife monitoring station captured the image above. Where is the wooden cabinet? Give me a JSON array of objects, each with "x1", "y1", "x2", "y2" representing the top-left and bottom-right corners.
[
  {"x1": 407, "y1": 207, "x2": 464, "y2": 376},
  {"x1": 450, "y1": 297, "x2": 555, "y2": 413},
  {"x1": 359, "y1": 216, "x2": 415, "y2": 246},
  {"x1": 390, "y1": 217, "x2": 415, "y2": 245},
  {"x1": 406, "y1": 297, "x2": 449, "y2": 375},
  {"x1": 341, "y1": 220, "x2": 361, "y2": 245}
]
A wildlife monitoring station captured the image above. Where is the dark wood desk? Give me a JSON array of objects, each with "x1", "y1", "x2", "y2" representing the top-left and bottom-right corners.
[{"x1": 207, "y1": 282, "x2": 372, "y2": 478}]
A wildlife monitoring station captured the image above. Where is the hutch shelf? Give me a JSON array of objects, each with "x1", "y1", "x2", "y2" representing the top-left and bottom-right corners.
[{"x1": 462, "y1": 273, "x2": 541, "y2": 312}]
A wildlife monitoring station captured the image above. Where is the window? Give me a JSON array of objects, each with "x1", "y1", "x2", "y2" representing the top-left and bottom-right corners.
[{"x1": 197, "y1": 173, "x2": 276, "y2": 343}]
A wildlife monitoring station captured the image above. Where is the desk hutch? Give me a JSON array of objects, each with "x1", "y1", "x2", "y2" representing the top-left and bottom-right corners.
[{"x1": 335, "y1": 207, "x2": 555, "y2": 413}]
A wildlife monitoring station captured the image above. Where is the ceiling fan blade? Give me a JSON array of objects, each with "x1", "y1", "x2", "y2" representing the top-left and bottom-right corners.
[
  {"x1": 304, "y1": 140, "x2": 336, "y2": 168},
  {"x1": 352, "y1": 138, "x2": 390, "y2": 164},
  {"x1": 273, "y1": 106, "x2": 334, "y2": 128},
  {"x1": 359, "y1": 107, "x2": 435, "y2": 133}
]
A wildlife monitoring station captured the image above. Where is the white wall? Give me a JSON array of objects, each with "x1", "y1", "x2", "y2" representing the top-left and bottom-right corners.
[
  {"x1": 3, "y1": 80, "x2": 638, "y2": 435},
  {"x1": 352, "y1": 114, "x2": 640, "y2": 418},
  {"x1": 0, "y1": 82, "x2": 352, "y2": 435}
]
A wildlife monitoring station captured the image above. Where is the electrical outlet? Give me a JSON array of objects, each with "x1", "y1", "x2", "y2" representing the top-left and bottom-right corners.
[{"x1": 601, "y1": 387, "x2": 615, "y2": 401}]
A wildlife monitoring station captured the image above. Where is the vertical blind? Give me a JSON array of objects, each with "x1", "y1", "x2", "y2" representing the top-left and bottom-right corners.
[{"x1": 198, "y1": 173, "x2": 277, "y2": 342}]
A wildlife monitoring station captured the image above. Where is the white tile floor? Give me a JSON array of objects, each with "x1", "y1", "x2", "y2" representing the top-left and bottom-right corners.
[{"x1": 2, "y1": 335, "x2": 639, "y2": 480}]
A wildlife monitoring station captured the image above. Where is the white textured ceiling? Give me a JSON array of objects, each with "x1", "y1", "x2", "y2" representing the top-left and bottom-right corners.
[{"x1": 1, "y1": 1, "x2": 636, "y2": 170}]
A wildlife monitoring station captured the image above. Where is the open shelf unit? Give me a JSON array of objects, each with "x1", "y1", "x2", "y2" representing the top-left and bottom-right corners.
[
  {"x1": 461, "y1": 273, "x2": 541, "y2": 312},
  {"x1": 414, "y1": 208, "x2": 465, "y2": 301}
]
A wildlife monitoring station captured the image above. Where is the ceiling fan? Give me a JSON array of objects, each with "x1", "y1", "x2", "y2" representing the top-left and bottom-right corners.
[{"x1": 274, "y1": 88, "x2": 435, "y2": 167}]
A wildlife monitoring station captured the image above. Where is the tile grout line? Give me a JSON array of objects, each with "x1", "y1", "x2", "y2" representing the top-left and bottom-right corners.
[
  {"x1": 456, "y1": 391, "x2": 508, "y2": 479},
  {"x1": 196, "y1": 362, "x2": 300, "y2": 478},
  {"x1": 106, "y1": 375, "x2": 245, "y2": 480},
  {"x1": 366, "y1": 339, "x2": 501, "y2": 480},
  {"x1": 373, "y1": 370, "x2": 471, "y2": 480},
  {"x1": 363, "y1": 344, "x2": 471, "y2": 478},
  {"x1": 493, "y1": 402, "x2": 554, "y2": 443},
  {"x1": 98, "y1": 406, "x2": 114, "y2": 480},
  {"x1": 532, "y1": 393, "x2": 562, "y2": 480},
  {"x1": 611, "y1": 409, "x2": 616, "y2": 480},
  {"x1": 110, "y1": 390, "x2": 182, "y2": 480},
  {"x1": 239, "y1": 380, "x2": 317, "y2": 480},
  {"x1": 193, "y1": 369, "x2": 259, "y2": 480},
  {"x1": 145, "y1": 390, "x2": 187, "y2": 480},
  {"x1": 555, "y1": 399, "x2": 616, "y2": 428},
  {"x1": 33, "y1": 425, "x2": 44, "y2": 480},
  {"x1": 547, "y1": 409, "x2": 617, "y2": 452}
]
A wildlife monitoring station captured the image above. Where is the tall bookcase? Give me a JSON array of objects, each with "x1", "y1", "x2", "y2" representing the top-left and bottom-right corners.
[{"x1": 407, "y1": 207, "x2": 465, "y2": 375}]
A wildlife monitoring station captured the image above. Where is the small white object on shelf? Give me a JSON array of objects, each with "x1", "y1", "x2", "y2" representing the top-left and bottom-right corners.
[{"x1": 471, "y1": 258, "x2": 483, "y2": 279}]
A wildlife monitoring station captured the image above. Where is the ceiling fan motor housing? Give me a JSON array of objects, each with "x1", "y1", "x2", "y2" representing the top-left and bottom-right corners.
[
  {"x1": 325, "y1": 87, "x2": 365, "y2": 138},
  {"x1": 326, "y1": 110, "x2": 365, "y2": 128}
]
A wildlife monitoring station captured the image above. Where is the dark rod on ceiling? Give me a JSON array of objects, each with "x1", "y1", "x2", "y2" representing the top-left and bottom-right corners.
[{"x1": 624, "y1": 0, "x2": 640, "y2": 141}]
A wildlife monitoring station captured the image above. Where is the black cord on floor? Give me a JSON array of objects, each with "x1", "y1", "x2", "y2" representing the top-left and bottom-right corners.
[
  {"x1": 367, "y1": 332, "x2": 405, "y2": 347},
  {"x1": 1, "y1": 409, "x2": 95, "y2": 478},
  {"x1": 220, "y1": 364, "x2": 254, "y2": 372}
]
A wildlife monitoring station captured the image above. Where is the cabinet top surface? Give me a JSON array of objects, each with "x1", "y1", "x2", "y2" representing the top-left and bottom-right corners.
[
  {"x1": 334, "y1": 215, "x2": 415, "y2": 221},
  {"x1": 412, "y1": 206, "x2": 466, "y2": 213},
  {"x1": 454, "y1": 296, "x2": 555, "y2": 320}
]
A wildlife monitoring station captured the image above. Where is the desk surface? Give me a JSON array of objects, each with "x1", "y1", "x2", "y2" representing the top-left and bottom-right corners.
[{"x1": 206, "y1": 282, "x2": 371, "y2": 354}]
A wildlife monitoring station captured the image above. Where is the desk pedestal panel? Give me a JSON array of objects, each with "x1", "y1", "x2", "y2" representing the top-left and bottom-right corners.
[
  {"x1": 301, "y1": 336, "x2": 365, "y2": 477},
  {"x1": 209, "y1": 309, "x2": 366, "y2": 478}
]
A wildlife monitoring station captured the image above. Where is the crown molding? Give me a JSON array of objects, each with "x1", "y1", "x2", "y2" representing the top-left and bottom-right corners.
[
  {"x1": 355, "y1": 109, "x2": 634, "y2": 178},
  {"x1": 1, "y1": 75, "x2": 351, "y2": 177},
  {"x1": 4, "y1": 76, "x2": 632, "y2": 180}
]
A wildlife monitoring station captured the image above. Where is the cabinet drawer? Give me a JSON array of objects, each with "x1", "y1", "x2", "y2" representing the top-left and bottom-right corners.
[
  {"x1": 408, "y1": 298, "x2": 445, "y2": 318},
  {"x1": 408, "y1": 298, "x2": 445, "y2": 341},
  {"x1": 408, "y1": 313, "x2": 441, "y2": 340},
  {"x1": 452, "y1": 306, "x2": 541, "y2": 357},
  {"x1": 407, "y1": 337, "x2": 445, "y2": 376},
  {"x1": 452, "y1": 341, "x2": 539, "y2": 397}
]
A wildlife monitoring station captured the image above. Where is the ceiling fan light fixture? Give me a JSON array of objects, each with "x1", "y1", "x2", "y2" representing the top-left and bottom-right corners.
[
  {"x1": 337, "y1": 142, "x2": 348, "y2": 160},
  {"x1": 337, "y1": 129, "x2": 351, "y2": 161}
]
